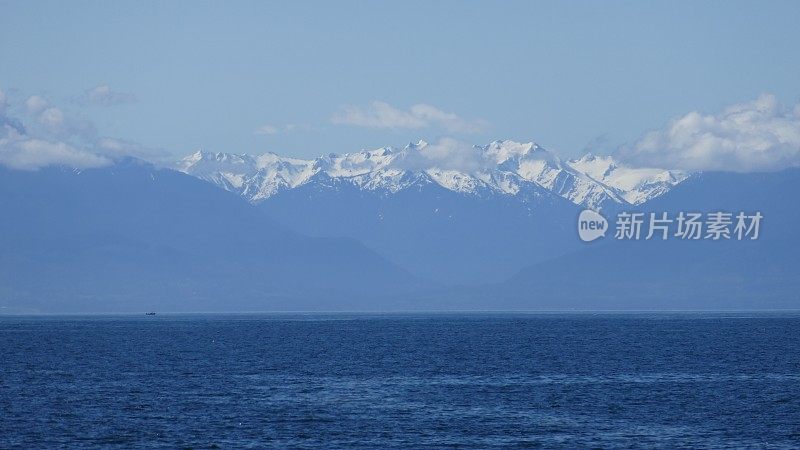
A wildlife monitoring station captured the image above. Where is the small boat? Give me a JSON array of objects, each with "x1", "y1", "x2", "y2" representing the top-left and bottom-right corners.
[{"x1": 145, "y1": 312, "x2": 156, "y2": 316}]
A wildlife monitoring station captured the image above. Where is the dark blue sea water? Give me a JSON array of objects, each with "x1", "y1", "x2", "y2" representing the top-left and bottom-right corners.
[{"x1": 1, "y1": 313, "x2": 799, "y2": 449}]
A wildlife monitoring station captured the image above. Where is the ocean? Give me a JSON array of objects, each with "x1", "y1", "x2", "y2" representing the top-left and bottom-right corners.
[{"x1": 1, "y1": 313, "x2": 799, "y2": 448}]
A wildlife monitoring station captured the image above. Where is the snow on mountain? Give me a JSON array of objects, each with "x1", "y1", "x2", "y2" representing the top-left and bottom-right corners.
[
  {"x1": 483, "y1": 140, "x2": 627, "y2": 208},
  {"x1": 176, "y1": 150, "x2": 316, "y2": 201},
  {"x1": 177, "y1": 140, "x2": 687, "y2": 209},
  {"x1": 567, "y1": 153, "x2": 689, "y2": 205}
]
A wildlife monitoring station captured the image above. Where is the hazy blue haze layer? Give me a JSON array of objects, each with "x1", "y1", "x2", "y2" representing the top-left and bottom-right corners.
[{"x1": 3, "y1": 161, "x2": 798, "y2": 312}]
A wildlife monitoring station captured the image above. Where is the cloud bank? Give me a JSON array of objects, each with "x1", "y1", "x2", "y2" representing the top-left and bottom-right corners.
[
  {"x1": 0, "y1": 128, "x2": 111, "y2": 171},
  {"x1": 25, "y1": 95, "x2": 96, "y2": 139},
  {"x1": 332, "y1": 101, "x2": 489, "y2": 134},
  {"x1": 254, "y1": 123, "x2": 313, "y2": 136},
  {"x1": 255, "y1": 124, "x2": 279, "y2": 135},
  {"x1": 0, "y1": 88, "x2": 163, "y2": 170},
  {"x1": 75, "y1": 85, "x2": 137, "y2": 106},
  {"x1": 393, "y1": 138, "x2": 492, "y2": 173},
  {"x1": 620, "y1": 94, "x2": 800, "y2": 172}
]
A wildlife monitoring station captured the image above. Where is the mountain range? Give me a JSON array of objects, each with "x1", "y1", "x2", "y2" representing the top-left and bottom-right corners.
[
  {"x1": 177, "y1": 140, "x2": 688, "y2": 210},
  {"x1": 177, "y1": 140, "x2": 688, "y2": 284},
  {"x1": 1, "y1": 140, "x2": 796, "y2": 313}
]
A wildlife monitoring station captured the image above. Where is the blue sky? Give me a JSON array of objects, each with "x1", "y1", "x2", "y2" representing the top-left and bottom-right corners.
[{"x1": 1, "y1": 0, "x2": 800, "y2": 163}]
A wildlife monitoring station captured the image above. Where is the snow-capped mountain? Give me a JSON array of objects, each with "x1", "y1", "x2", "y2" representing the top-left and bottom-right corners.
[
  {"x1": 568, "y1": 153, "x2": 689, "y2": 205},
  {"x1": 177, "y1": 140, "x2": 687, "y2": 209}
]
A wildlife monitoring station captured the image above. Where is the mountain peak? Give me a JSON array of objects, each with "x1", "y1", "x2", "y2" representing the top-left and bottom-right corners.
[
  {"x1": 177, "y1": 140, "x2": 688, "y2": 208},
  {"x1": 184, "y1": 149, "x2": 211, "y2": 162},
  {"x1": 483, "y1": 140, "x2": 554, "y2": 166}
]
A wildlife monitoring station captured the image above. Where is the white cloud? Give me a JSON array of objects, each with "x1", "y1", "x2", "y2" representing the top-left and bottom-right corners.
[
  {"x1": 408, "y1": 104, "x2": 489, "y2": 133},
  {"x1": 21, "y1": 95, "x2": 95, "y2": 138},
  {"x1": 332, "y1": 101, "x2": 489, "y2": 133},
  {"x1": 620, "y1": 94, "x2": 800, "y2": 172},
  {"x1": 392, "y1": 137, "x2": 491, "y2": 172},
  {"x1": 25, "y1": 95, "x2": 49, "y2": 114},
  {"x1": 39, "y1": 107, "x2": 65, "y2": 129},
  {"x1": 255, "y1": 124, "x2": 279, "y2": 135},
  {"x1": 95, "y1": 137, "x2": 169, "y2": 162},
  {"x1": 254, "y1": 123, "x2": 313, "y2": 135},
  {"x1": 0, "y1": 88, "x2": 160, "y2": 170},
  {"x1": 76, "y1": 84, "x2": 137, "y2": 106},
  {"x1": 37, "y1": 106, "x2": 95, "y2": 139},
  {"x1": 0, "y1": 126, "x2": 110, "y2": 171},
  {"x1": 283, "y1": 123, "x2": 312, "y2": 132}
]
